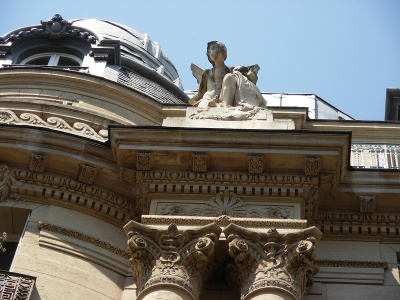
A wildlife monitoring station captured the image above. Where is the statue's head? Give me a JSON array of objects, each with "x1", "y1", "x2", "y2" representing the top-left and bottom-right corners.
[{"x1": 207, "y1": 41, "x2": 227, "y2": 66}]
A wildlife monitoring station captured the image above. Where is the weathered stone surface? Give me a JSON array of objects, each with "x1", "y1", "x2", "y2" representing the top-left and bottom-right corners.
[
  {"x1": 224, "y1": 224, "x2": 321, "y2": 300},
  {"x1": 189, "y1": 41, "x2": 265, "y2": 109},
  {"x1": 124, "y1": 221, "x2": 222, "y2": 300}
]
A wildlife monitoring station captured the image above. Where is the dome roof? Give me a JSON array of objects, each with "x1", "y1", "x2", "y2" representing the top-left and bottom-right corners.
[
  {"x1": 0, "y1": 15, "x2": 188, "y2": 104},
  {"x1": 70, "y1": 18, "x2": 181, "y2": 83}
]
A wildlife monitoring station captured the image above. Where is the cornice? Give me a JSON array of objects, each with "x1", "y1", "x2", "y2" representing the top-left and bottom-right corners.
[{"x1": 0, "y1": 68, "x2": 165, "y2": 126}]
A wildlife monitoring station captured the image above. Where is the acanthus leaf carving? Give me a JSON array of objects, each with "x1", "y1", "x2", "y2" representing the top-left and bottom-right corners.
[
  {"x1": 30, "y1": 153, "x2": 47, "y2": 173},
  {"x1": 192, "y1": 153, "x2": 207, "y2": 173},
  {"x1": 78, "y1": 165, "x2": 96, "y2": 185},
  {"x1": 249, "y1": 155, "x2": 263, "y2": 174},
  {"x1": 157, "y1": 190, "x2": 292, "y2": 219},
  {"x1": 0, "y1": 164, "x2": 20, "y2": 202},
  {"x1": 319, "y1": 175, "x2": 336, "y2": 191},
  {"x1": 224, "y1": 224, "x2": 321, "y2": 300},
  {"x1": 120, "y1": 167, "x2": 136, "y2": 184},
  {"x1": 124, "y1": 221, "x2": 222, "y2": 300},
  {"x1": 305, "y1": 157, "x2": 320, "y2": 176},
  {"x1": 137, "y1": 153, "x2": 151, "y2": 171},
  {"x1": 360, "y1": 195, "x2": 375, "y2": 214}
]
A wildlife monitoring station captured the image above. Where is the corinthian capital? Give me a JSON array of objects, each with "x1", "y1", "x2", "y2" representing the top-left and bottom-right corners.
[
  {"x1": 124, "y1": 221, "x2": 222, "y2": 300},
  {"x1": 224, "y1": 224, "x2": 321, "y2": 300}
]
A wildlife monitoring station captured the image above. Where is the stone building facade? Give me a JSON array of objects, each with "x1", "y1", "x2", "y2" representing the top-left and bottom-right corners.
[{"x1": 0, "y1": 15, "x2": 399, "y2": 300}]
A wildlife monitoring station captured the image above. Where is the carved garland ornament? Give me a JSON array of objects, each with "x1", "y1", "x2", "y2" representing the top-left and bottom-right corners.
[
  {"x1": 224, "y1": 224, "x2": 321, "y2": 300},
  {"x1": 125, "y1": 221, "x2": 221, "y2": 300},
  {"x1": 0, "y1": 109, "x2": 108, "y2": 142}
]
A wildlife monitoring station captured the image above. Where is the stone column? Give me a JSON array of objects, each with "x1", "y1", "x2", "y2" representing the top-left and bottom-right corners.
[
  {"x1": 224, "y1": 224, "x2": 322, "y2": 300},
  {"x1": 124, "y1": 221, "x2": 222, "y2": 300}
]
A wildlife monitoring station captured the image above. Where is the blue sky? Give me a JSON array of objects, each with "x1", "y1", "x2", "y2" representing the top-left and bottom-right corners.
[{"x1": 1, "y1": 0, "x2": 399, "y2": 120}]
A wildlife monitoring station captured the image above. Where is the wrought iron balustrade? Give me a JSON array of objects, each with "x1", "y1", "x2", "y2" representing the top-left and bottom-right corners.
[
  {"x1": 0, "y1": 270, "x2": 35, "y2": 300},
  {"x1": 351, "y1": 144, "x2": 400, "y2": 169}
]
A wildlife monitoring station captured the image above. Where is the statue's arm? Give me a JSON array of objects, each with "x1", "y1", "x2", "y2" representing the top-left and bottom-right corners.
[{"x1": 191, "y1": 70, "x2": 208, "y2": 101}]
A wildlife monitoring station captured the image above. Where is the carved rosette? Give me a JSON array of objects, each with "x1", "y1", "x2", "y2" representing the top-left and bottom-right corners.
[
  {"x1": 124, "y1": 221, "x2": 222, "y2": 300},
  {"x1": 224, "y1": 224, "x2": 321, "y2": 300}
]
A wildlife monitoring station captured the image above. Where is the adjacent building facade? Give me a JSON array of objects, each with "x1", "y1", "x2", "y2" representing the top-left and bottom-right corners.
[{"x1": 0, "y1": 15, "x2": 399, "y2": 300}]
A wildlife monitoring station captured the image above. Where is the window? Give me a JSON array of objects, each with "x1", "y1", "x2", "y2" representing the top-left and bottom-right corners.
[{"x1": 21, "y1": 53, "x2": 82, "y2": 67}]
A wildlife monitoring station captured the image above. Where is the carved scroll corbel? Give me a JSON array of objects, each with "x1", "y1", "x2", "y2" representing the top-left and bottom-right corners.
[{"x1": 0, "y1": 164, "x2": 20, "y2": 202}]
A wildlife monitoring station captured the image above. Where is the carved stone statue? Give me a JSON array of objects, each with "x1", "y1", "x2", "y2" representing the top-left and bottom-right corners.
[{"x1": 189, "y1": 41, "x2": 266, "y2": 109}]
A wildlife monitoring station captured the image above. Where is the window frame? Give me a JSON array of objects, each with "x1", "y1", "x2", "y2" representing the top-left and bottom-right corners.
[{"x1": 20, "y1": 52, "x2": 82, "y2": 67}]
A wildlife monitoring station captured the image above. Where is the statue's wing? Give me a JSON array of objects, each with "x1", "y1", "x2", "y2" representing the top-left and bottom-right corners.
[{"x1": 190, "y1": 63, "x2": 204, "y2": 84}]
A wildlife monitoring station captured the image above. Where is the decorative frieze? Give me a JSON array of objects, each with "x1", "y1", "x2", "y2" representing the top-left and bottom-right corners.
[
  {"x1": 141, "y1": 215, "x2": 307, "y2": 229},
  {"x1": 154, "y1": 190, "x2": 295, "y2": 219},
  {"x1": 224, "y1": 224, "x2": 321, "y2": 300},
  {"x1": 124, "y1": 221, "x2": 221, "y2": 300},
  {"x1": 78, "y1": 165, "x2": 96, "y2": 184},
  {"x1": 30, "y1": 153, "x2": 47, "y2": 173},
  {"x1": 120, "y1": 167, "x2": 136, "y2": 184},
  {"x1": 10, "y1": 169, "x2": 133, "y2": 224},
  {"x1": 136, "y1": 170, "x2": 314, "y2": 185},
  {"x1": 315, "y1": 259, "x2": 387, "y2": 269},
  {"x1": 305, "y1": 157, "x2": 320, "y2": 176},
  {"x1": 248, "y1": 155, "x2": 263, "y2": 174},
  {"x1": 137, "y1": 152, "x2": 151, "y2": 171},
  {"x1": 360, "y1": 195, "x2": 375, "y2": 214},
  {"x1": 135, "y1": 170, "x2": 315, "y2": 217},
  {"x1": 38, "y1": 222, "x2": 130, "y2": 259},
  {"x1": 0, "y1": 109, "x2": 108, "y2": 142},
  {"x1": 192, "y1": 153, "x2": 207, "y2": 172}
]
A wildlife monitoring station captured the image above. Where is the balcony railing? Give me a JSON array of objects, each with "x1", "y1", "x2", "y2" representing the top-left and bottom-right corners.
[
  {"x1": 0, "y1": 270, "x2": 36, "y2": 300},
  {"x1": 351, "y1": 144, "x2": 400, "y2": 169}
]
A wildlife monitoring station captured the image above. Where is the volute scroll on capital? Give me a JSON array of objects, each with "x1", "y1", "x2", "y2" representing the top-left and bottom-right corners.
[
  {"x1": 124, "y1": 221, "x2": 222, "y2": 300},
  {"x1": 223, "y1": 224, "x2": 321, "y2": 300}
]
